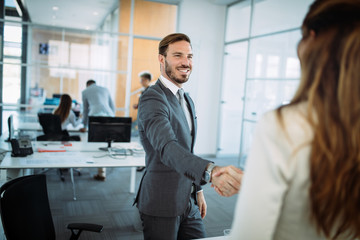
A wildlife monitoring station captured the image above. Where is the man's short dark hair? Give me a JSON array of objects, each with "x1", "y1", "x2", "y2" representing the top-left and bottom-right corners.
[
  {"x1": 140, "y1": 73, "x2": 152, "y2": 81},
  {"x1": 158, "y1": 33, "x2": 191, "y2": 56},
  {"x1": 86, "y1": 79, "x2": 96, "y2": 87}
]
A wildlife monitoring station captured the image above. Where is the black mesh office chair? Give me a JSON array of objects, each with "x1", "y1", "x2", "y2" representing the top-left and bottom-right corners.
[
  {"x1": 37, "y1": 113, "x2": 81, "y2": 141},
  {"x1": 0, "y1": 175, "x2": 103, "y2": 240},
  {"x1": 37, "y1": 113, "x2": 81, "y2": 181}
]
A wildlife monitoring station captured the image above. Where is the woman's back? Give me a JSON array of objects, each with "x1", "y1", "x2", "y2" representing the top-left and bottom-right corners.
[
  {"x1": 230, "y1": 0, "x2": 360, "y2": 239},
  {"x1": 230, "y1": 104, "x2": 328, "y2": 240},
  {"x1": 53, "y1": 94, "x2": 80, "y2": 130},
  {"x1": 59, "y1": 110, "x2": 79, "y2": 130}
]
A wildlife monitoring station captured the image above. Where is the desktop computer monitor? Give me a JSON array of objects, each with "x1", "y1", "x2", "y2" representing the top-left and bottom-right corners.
[
  {"x1": 52, "y1": 93, "x2": 62, "y2": 99},
  {"x1": 88, "y1": 116, "x2": 132, "y2": 151}
]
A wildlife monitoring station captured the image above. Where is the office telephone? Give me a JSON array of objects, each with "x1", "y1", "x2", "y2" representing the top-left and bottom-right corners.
[{"x1": 10, "y1": 138, "x2": 33, "y2": 157}]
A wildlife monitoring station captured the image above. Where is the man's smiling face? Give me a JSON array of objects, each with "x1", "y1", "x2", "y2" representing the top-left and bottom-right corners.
[{"x1": 160, "y1": 40, "x2": 193, "y2": 87}]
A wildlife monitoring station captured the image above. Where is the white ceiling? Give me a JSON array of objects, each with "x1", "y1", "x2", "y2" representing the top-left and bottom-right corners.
[
  {"x1": 22, "y1": 0, "x2": 118, "y2": 30},
  {"x1": 22, "y1": 0, "x2": 239, "y2": 30}
]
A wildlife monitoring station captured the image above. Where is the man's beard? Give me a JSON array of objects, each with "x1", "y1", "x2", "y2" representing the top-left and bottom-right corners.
[{"x1": 165, "y1": 59, "x2": 190, "y2": 85}]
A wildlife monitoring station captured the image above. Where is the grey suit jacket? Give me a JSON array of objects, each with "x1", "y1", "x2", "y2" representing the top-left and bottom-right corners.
[
  {"x1": 82, "y1": 84, "x2": 115, "y2": 126},
  {"x1": 135, "y1": 80, "x2": 211, "y2": 217}
]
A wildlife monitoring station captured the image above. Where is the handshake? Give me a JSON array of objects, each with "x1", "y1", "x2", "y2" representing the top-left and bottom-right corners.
[{"x1": 210, "y1": 165, "x2": 243, "y2": 197}]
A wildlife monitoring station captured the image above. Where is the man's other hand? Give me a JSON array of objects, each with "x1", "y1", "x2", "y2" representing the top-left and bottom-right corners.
[{"x1": 197, "y1": 191, "x2": 207, "y2": 219}]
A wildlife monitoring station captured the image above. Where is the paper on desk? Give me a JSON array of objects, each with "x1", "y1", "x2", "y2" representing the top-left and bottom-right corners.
[
  {"x1": 22, "y1": 152, "x2": 87, "y2": 165},
  {"x1": 38, "y1": 145, "x2": 66, "y2": 152},
  {"x1": 36, "y1": 152, "x2": 80, "y2": 157},
  {"x1": 24, "y1": 158, "x2": 85, "y2": 165}
]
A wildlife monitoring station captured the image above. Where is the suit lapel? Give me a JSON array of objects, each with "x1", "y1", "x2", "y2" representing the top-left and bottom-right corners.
[
  {"x1": 156, "y1": 80, "x2": 196, "y2": 151},
  {"x1": 184, "y1": 93, "x2": 197, "y2": 152}
]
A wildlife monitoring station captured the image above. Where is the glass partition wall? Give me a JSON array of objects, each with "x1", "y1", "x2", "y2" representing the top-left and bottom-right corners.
[
  {"x1": 218, "y1": 0, "x2": 314, "y2": 169},
  {"x1": 0, "y1": 0, "x2": 177, "y2": 136},
  {"x1": 27, "y1": 27, "x2": 127, "y2": 108}
]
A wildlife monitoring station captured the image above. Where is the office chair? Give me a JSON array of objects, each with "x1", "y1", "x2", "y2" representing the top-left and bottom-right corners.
[
  {"x1": 0, "y1": 175, "x2": 103, "y2": 240},
  {"x1": 37, "y1": 113, "x2": 81, "y2": 141},
  {"x1": 37, "y1": 113, "x2": 82, "y2": 181}
]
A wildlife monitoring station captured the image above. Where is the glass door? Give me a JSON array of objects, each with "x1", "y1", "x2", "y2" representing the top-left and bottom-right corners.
[{"x1": 217, "y1": 42, "x2": 248, "y2": 157}]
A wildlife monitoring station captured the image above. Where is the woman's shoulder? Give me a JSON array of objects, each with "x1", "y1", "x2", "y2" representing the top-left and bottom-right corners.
[{"x1": 259, "y1": 103, "x2": 313, "y2": 144}]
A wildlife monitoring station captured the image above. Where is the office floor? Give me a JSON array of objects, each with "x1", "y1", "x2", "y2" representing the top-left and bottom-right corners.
[{"x1": 42, "y1": 157, "x2": 239, "y2": 240}]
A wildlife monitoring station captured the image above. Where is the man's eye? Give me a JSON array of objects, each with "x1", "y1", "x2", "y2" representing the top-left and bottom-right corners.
[{"x1": 188, "y1": 56, "x2": 193, "y2": 59}]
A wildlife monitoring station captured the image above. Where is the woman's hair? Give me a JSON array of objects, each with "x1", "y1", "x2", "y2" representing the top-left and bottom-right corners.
[
  {"x1": 54, "y1": 94, "x2": 73, "y2": 124},
  {"x1": 278, "y1": 0, "x2": 360, "y2": 238}
]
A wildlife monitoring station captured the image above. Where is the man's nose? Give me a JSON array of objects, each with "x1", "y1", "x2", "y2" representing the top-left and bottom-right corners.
[{"x1": 180, "y1": 57, "x2": 191, "y2": 66}]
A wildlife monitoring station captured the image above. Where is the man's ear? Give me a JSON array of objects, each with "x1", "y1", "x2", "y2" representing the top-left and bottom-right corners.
[
  {"x1": 309, "y1": 30, "x2": 316, "y2": 38},
  {"x1": 158, "y1": 54, "x2": 164, "y2": 65}
]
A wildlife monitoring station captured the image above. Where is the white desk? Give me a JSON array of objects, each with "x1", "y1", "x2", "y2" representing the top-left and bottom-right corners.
[{"x1": 0, "y1": 142, "x2": 145, "y2": 199}]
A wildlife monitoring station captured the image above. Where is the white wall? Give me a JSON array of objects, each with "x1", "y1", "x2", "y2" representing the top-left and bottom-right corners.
[{"x1": 177, "y1": 0, "x2": 226, "y2": 155}]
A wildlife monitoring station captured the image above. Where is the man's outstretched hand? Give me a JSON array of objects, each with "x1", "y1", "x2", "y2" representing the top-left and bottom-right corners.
[{"x1": 211, "y1": 165, "x2": 243, "y2": 197}]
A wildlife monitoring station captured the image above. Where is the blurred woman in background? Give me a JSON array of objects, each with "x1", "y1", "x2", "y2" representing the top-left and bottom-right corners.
[
  {"x1": 230, "y1": 0, "x2": 360, "y2": 239},
  {"x1": 54, "y1": 94, "x2": 80, "y2": 130}
]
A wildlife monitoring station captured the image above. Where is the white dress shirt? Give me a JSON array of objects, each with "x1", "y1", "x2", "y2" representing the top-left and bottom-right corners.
[{"x1": 230, "y1": 103, "x2": 329, "y2": 240}]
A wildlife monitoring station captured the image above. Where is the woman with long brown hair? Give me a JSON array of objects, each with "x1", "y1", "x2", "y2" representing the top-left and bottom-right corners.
[
  {"x1": 230, "y1": 0, "x2": 360, "y2": 239},
  {"x1": 53, "y1": 94, "x2": 80, "y2": 130}
]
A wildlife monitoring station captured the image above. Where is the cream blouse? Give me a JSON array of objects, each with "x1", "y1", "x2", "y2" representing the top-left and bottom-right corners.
[{"x1": 230, "y1": 104, "x2": 329, "y2": 240}]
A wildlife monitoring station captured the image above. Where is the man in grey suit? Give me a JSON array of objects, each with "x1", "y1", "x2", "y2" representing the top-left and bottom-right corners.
[
  {"x1": 134, "y1": 33, "x2": 242, "y2": 240},
  {"x1": 80, "y1": 79, "x2": 116, "y2": 181}
]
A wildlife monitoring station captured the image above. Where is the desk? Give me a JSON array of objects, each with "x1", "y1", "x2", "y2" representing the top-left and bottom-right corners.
[{"x1": 0, "y1": 142, "x2": 145, "y2": 200}]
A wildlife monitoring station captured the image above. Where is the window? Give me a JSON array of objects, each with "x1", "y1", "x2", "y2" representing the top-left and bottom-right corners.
[
  {"x1": 219, "y1": 0, "x2": 313, "y2": 168},
  {"x1": 3, "y1": 23, "x2": 22, "y2": 104}
]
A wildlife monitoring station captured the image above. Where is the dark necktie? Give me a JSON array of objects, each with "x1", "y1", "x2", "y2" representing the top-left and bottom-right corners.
[{"x1": 177, "y1": 89, "x2": 192, "y2": 131}]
